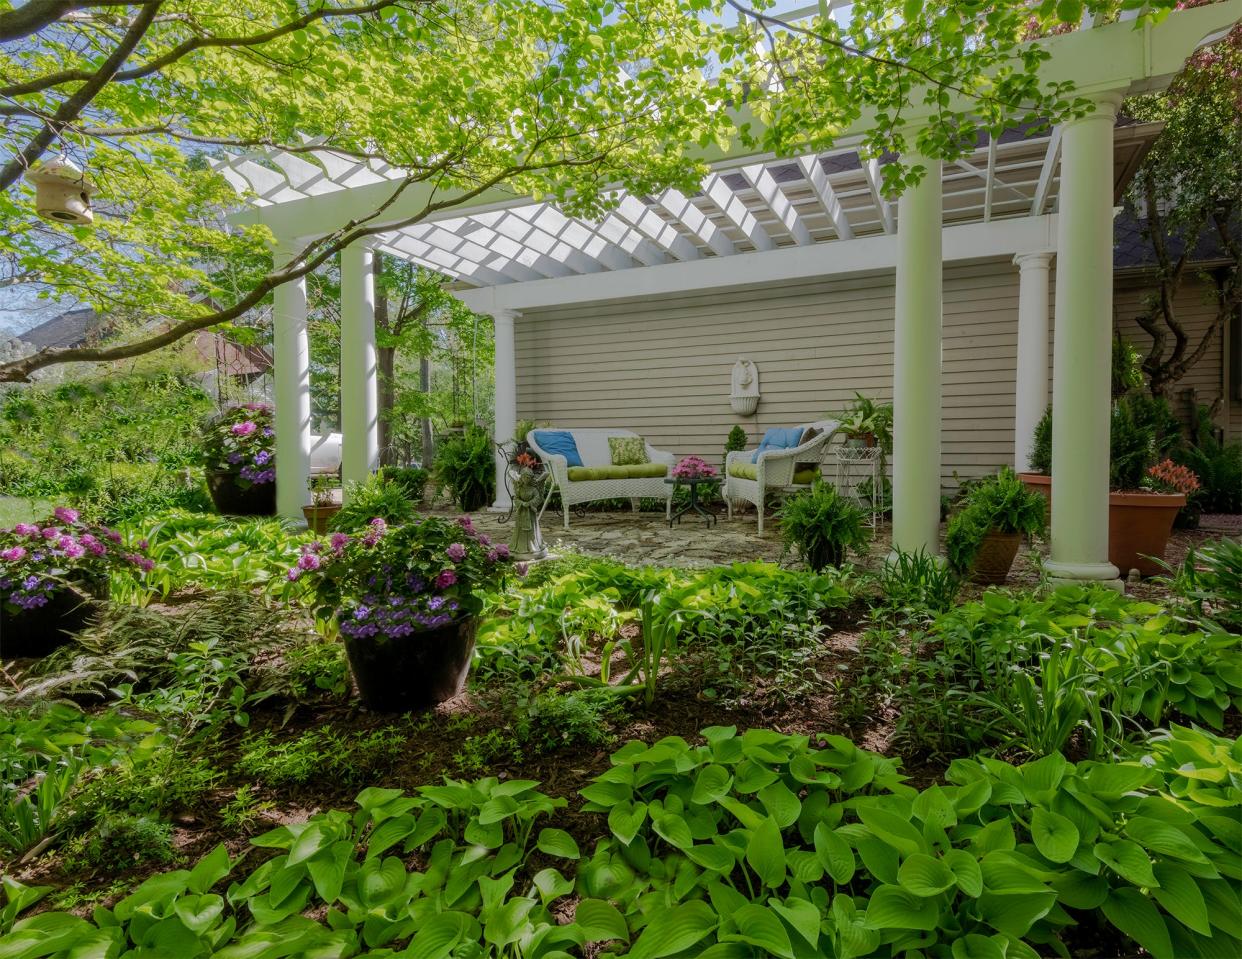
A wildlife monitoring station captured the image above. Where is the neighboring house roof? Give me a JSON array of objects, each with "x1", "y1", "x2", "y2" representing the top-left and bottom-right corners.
[
  {"x1": 19, "y1": 307, "x2": 109, "y2": 350},
  {"x1": 192, "y1": 329, "x2": 272, "y2": 376},
  {"x1": 1114, "y1": 210, "x2": 1237, "y2": 272}
]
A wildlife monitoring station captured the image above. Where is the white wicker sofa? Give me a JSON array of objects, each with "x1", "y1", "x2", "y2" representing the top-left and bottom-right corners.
[
  {"x1": 723, "y1": 420, "x2": 840, "y2": 534},
  {"x1": 527, "y1": 428, "x2": 675, "y2": 528}
]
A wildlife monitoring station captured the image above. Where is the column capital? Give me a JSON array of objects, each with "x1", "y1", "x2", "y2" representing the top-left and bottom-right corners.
[
  {"x1": 1064, "y1": 90, "x2": 1124, "y2": 127},
  {"x1": 1013, "y1": 250, "x2": 1055, "y2": 270},
  {"x1": 490, "y1": 307, "x2": 520, "y2": 324}
]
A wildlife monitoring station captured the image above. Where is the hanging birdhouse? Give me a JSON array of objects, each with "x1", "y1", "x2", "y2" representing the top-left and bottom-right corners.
[{"x1": 25, "y1": 156, "x2": 98, "y2": 225}]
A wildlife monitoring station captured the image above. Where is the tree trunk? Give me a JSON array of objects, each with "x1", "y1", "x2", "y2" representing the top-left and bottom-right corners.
[
  {"x1": 373, "y1": 255, "x2": 395, "y2": 464},
  {"x1": 420, "y1": 348, "x2": 433, "y2": 466}
]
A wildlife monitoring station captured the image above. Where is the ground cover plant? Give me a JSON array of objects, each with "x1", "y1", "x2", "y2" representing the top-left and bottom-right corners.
[{"x1": 2, "y1": 506, "x2": 1240, "y2": 958}]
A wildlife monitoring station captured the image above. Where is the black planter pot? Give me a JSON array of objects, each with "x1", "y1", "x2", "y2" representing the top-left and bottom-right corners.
[
  {"x1": 1, "y1": 588, "x2": 93, "y2": 660},
  {"x1": 802, "y1": 541, "x2": 845, "y2": 572},
  {"x1": 343, "y1": 616, "x2": 477, "y2": 712},
  {"x1": 206, "y1": 469, "x2": 276, "y2": 516}
]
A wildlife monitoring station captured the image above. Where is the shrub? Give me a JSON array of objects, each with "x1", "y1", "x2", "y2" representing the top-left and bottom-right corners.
[
  {"x1": 378, "y1": 464, "x2": 428, "y2": 503},
  {"x1": 1174, "y1": 406, "x2": 1242, "y2": 513},
  {"x1": 62, "y1": 814, "x2": 175, "y2": 874},
  {"x1": 1166, "y1": 537, "x2": 1242, "y2": 632},
  {"x1": 724, "y1": 424, "x2": 747, "y2": 464},
  {"x1": 776, "y1": 480, "x2": 869, "y2": 571},
  {"x1": 944, "y1": 467, "x2": 1046, "y2": 574},
  {"x1": 1029, "y1": 406, "x2": 1052, "y2": 473},
  {"x1": 328, "y1": 473, "x2": 417, "y2": 532},
  {"x1": 433, "y1": 425, "x2": 494, "y2": 511}
]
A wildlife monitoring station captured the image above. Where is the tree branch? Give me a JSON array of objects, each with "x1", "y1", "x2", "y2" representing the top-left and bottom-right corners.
[
  {"x1": 0, "y1": 1, "x2": 409, "y2": 100},
  {"x1": 0, "y1": 1, "x2": 163, "y2": 192}
]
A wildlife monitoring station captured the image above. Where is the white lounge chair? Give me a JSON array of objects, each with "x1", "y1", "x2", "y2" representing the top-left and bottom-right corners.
[
  {"x1": 723, "y1": 420, "x2": 840, "y2": 534},
  {"x1": 527, "y1": 428, "x2": 675, "y2": 528}
]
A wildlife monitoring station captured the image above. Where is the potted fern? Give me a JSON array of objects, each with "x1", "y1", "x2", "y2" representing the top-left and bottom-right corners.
[
  {"x1": 434, "y1": 425, "x2": 495, "y2": 512},
  {"x1": 775, "y1": 481, "x2": 868, "y2": 571},
  {"x1": 945, "y1": 468, "x2": 1045, "y2": 584}
]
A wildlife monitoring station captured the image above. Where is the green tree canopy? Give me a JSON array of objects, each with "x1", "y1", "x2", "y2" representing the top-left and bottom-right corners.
[{"x1": 1, "y1": 0, "x2": 1185, "y2": 382}]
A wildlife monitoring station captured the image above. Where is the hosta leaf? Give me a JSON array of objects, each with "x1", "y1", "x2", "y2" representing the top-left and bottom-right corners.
[
  {"x1": 367, "y1": 815, "x2": 417, "y2": 860},
  {"x1": 862, "y1": 885, "x2": 940, "y2": 931},
  {"x1": 1030, "y1": 808, "x2": 1079, "y2": 863},
  {"x1": 576, "y1": 898, "x2": 629, "y2": 943},
  {"x1": 944, "y1": 849, "x2": 983, "y2": 898},
  {"x1": 976, "y1": 891, "x2": 1056, "y2": 937},
  {"x1": 607, "y1": 801, "x2": 647, "y2": 845},
  {"x1": 950, "y1": 933, "x2": 1007, "y2": 959},
  {"x1": 757, "y1": 781, "x2": 801, "y2": 828},
  {"x1": 483, "y1": 897, "x2": 537, "y2": 948},
  {"x1": 897, "y1": 853, "x2": 955, "y2": 897},
  {"x1": 1150, "y1": 863, "x2": 1211, "y2": 936},
  {"x1": 746, "y1": 817, "x2": 788, "y2": 889},
  {"x1": 1095, "y1": 840, "x2": 1159, "y2": 888},
  {"x1": 770, "y1": 897, "x2": 822, "y2": 948},
  {"x1": 1124, "y1": 817, "x2": 1209, "y2": 863},
  {"x1": 814, "y1": 824, "x2": 855, "y2": 885},
  {"x1": 856, "y1": 804, "x2": 924, "y2": 856},
  {"x1": 358, "y1": 857, "x2": 406, "y2": 909},
  {"x1": 685, "y1": 843, "x2": 735, "y2": 873},
  {"x1": 692, "y1": 765, "x2": 733, "y2": 805},
  {"x1": 187, "y1": 845, "x2": 232, "y2": 895},
  {"x1": 536, "y1": 828, "x2": 580, "y2": 860},
  {"x1": 405, "y1": 911, "x2": 472, "y2": 959},
  {"x1": 721, "y1": 903, "x2": 795, "y2": 959},
  {"x1": 653, "y1": 813, "x2": 694, "y2": 851},
  {"x1": 306, "y1": 841, "x2": 353, "y2": 904},
  {"x1": 1102, "y1": 888, "x2": 1173, "y2": 959},
  {"x1": 628, "y1": 901, "x2": 718, "y2": 959}
]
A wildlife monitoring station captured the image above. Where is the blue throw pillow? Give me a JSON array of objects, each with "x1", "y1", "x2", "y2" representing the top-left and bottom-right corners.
[
  {"x1": 751, "y1": 426, "x2": 806, "y2": 463},
  {"x1": 533, "y1": 430, "x2": 584, "y2": 468}
]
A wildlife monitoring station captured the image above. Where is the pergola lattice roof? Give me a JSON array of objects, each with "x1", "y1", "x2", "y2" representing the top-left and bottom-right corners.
[{"x1": 210, "y1": 121, "x2": 1160, "y2": 290}]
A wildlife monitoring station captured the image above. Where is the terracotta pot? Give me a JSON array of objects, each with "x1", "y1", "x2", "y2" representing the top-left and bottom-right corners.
[
  {"x1": 342, "y1": 615, "x2": 477, "y2": 712},
  {"x1": 1107, "y1": 490, "x2": 1186, "y2": 577},
  {"x1": 1018, "y1": 472, "x2": 1051, "y2": 526},
  {"x1": 1, "y1": 588, "x2": 93, "y2": 659},
  {"x1": 302, "y1": 503, "x2": 341, "y2": 534},
  {"x1": 971, "y1": 530, "x2": 1022, "y2": 585},
  {"x1": 206, "y1": 469, "x2": 276, "y2": 516}
]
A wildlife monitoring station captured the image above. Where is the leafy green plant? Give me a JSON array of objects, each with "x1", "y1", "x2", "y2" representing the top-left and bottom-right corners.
[
  {"x1": 776, "y1": 480, "x2": 869, "y2": 571},
  {"x1": 327, "y1": 472, "x2": 417, "y2": 532},
  {"x1": 872, "y1": 548, "x2": 962, "y2": 624},
  {"x1": 235, "y1": 726, "x2": 406, "y2": 788},
  {"x1": 62, "y1": 814, "x2": 176, "y2": 875},
  {"x1": 944, "y1": 467, "x2": 1046, "y2": 574},
  {"x1": 1164, "y1": 536, "x2": 1242, "y2": 632},
  {"x1": 377, "y1": 464, "x2": 429, "y2": 503},
  {"x1": 434, "y1": 424, "x2": 495, "y2": 512},
  {"x1": 724, "y1": 424, "x2": 747, "y2": 466},
  {"x1": 832, "y1": 392, "x2": 893, "y2": 451},
  {"x1": 1174, "y1": 406, "x2": 1242, "y2": 513}
]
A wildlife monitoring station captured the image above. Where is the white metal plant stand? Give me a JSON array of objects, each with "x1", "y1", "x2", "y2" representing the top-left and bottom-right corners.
[{"x1": 835, "y1": 446, "x2": 885, "y2": 528}]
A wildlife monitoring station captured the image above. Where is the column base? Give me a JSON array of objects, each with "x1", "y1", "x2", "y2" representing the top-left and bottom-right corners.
[
  {"x1": 488, "y1": 498, "x2": 512, "y2": 513},
  {"x1": 1043, "y1": 558, "x2": 1122, "y2": 592}
]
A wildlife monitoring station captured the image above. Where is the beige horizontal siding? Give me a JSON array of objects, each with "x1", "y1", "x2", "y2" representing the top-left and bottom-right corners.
[{"x1": 516, "y1": 259, "x2": 1024, "y2": 490}]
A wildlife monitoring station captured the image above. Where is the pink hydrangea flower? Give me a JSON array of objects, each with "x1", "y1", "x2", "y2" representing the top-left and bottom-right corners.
[
  {"x1": 41, "y1": 527, "x2": 60, "y2": 540},
  {"x1": 81, "y1": 535, "x2": 107, "y2": 556},
  {"x1": 0, "y1": 546, "x2": 27, "y2": 562},
  {"x1": 230, "y1": 421, "x2": 257, "y2": 437},
  {"x1": 493, "y1": 544, "x2": 510, "y2": 559},
  {"x1": 486, "y1": 548, "x2": 499, "y2": 562},
  {"x1": 53, "y1": 506, "x2": 79, "y2": 524},
  {"x1": 297, "y1": 553, "x2": 321, "y2": 571},
  {"x1": 446, "y1": 542, "x2": 467, "y2": 562},
  {"x1": 13, "y1": 523, "x2": 39, "y2": 537},
  {"x1": 287, "y1": 568, "x2": 301, "y2": 581},
  {"x1": 435, "y1": 569, "x2": 457, "y2": 589},
  {"x1": 330, "y1": 532, "x2": 350, "y2": 552}
]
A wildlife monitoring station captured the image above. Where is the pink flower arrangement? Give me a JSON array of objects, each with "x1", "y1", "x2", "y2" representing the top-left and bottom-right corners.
[
  {"x1": 202, "y1": 404, "x2": 276, "y2": 487},
  {"x1": 0, "y1": 510, "x2": 151, "y2": 612},
  {"x1": 671, "y1": 455, "x2": 718, "y2": 480}
]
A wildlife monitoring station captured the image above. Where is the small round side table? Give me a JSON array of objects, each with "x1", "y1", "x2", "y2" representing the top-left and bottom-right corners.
[{"x1": 665, "y1": 476, "x2": 720, "y2": 528}]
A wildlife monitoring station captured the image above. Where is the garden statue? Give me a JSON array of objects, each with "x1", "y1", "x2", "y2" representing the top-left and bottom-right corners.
[
  {"x1": 509, "y1": 453, "x2": 548, "y2": 561},
  {"x1": 730, "y1": 358, "x2": 760, "y2": 415}
]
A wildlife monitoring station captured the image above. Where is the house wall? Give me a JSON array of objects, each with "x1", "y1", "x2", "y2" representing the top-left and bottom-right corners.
[{"x1": 516, "y1": 257, "x2": 1032, "y2": 490}]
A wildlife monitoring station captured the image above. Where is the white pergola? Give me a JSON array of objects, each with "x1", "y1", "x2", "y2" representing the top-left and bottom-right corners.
[{"x1": 217, "y1": 2, "x2": 1240, "y2": 586}]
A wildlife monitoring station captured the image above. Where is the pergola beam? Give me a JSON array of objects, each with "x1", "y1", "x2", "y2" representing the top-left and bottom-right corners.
[
  {"x1": 797, "y1": 155, "x2": 853, "y2": 240},
  {"x1": 654, "y1": 187, "x2": 736, "y2": 257},
  {"x1": 862, "y1": 158, "x2": 895, "y2": 234}
]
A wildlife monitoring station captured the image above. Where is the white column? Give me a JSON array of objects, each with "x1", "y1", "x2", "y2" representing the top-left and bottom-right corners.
[
  {"x1": 1013, "y1": 251, "x2": 1055, "y2": 471},
  {"x1": 490, "y1": 308, "x2": 518, "y2": 511},
  {"x1": 340, "y1": 240, "x2": 378, "y2": 495},
  {"x1": 272, "y1": 241, "x2": 312, "y2": 522},
  {"x1": 1045, "y1": 94, "x2": 1122, "y2": 586},
  {"x1": 890, "y1": 154, "x2": 943, "y2": 559}
]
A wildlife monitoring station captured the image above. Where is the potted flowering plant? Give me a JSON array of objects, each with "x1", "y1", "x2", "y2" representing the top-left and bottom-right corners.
[
  {"x1": 289, "y1": 515, "x2": 515, "y2": 711},
  {"x1": 201, "y1": 404, "x2": 276, "y2": 515},
  {"x1": 1147, "y1": 458, "x2": 1202, "y2": 529},
  {"x1": 0, "y1": 507, "x2": 152, "y2": 659},
  {"x1": 671, "y1": 456, "x2": 717, "y2": 480}
]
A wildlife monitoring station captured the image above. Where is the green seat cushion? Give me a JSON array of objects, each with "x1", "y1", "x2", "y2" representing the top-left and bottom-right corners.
[
  {"x1": 567, "y1": 463, "x2": 668, "y2": 482},
  {"x1": 729, "y1": 462, "x2": 820, "y2": 485}
]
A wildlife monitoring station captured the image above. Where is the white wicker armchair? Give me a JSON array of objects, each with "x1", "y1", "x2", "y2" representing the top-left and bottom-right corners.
[
  {"x1": 527, "y1": 428, "x2": 676, "y2": 528},
  {"x1": 723, "y1": 420, "x2": 840, "y2": 534}
]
